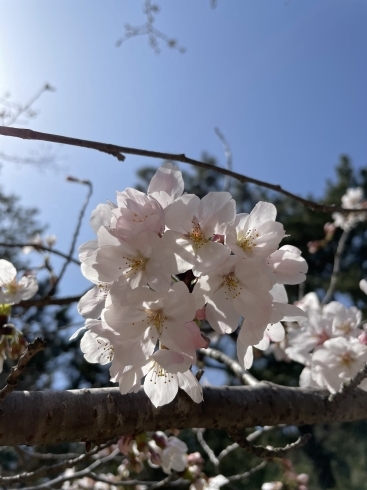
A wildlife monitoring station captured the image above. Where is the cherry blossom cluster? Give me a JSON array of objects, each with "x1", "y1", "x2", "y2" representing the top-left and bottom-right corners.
[
  {"x1": 284, "y1": 291, "x2": 367, "y2": 393},
  {"x1": 60, "y1": 431, "x2": 231, "y2": 490},
  {"x1": 76, "y1": 162, "x2": 308, "y2": 406}
]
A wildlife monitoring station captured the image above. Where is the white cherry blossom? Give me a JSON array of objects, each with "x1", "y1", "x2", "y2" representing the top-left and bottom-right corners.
[
  {"x1": 164, "y1": 192, "x2": 235, "y2": 274},
  {"x1": 148, "y1": 161, "x2": 184, "y2": 209},
  {"x1": 0, "y1": 260, "x2": 38, "y2": 305},
  {"x1": 310, "y1": 337, "x2": 367, "y2": 392},
  {"x1": 226, "y1": 202, "x2": 285, "y2": 259}
]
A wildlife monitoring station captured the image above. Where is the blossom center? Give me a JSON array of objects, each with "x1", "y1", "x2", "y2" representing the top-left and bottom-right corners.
[
  {"x1": 96, "y1": 338, "x2": 114, "y2": 362},
  {"x1": 237, "y1": 229, "x2": 259, "y2": 253},
  {"x1": 189, "y1": 221, "x2": 207, "y2": 250},
  {"x1": 339, "y1": 351, "x2": 355, "y2": 368},
  {"x1": 145, "y1": 309, "x2": 167, "y2": 333},
  {"x1": 223, "y1": 274, "x2": 241, "y2": 299},
  {"x1": 122, "y1": 256, "x2": 148, "y2": 274},
  {"x1": 335, "y1": 321, "x2": 353, "y2": 335},
  {"x1": 6, "y1": 279, "x2": 19, "y2": 295},
  {"x1": 148, "y1": 362, "x2": 175, "y2": 384}
]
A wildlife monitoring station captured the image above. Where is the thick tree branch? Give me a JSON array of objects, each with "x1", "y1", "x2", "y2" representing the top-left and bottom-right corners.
[
  {"x1": 1, "y1": 384, "x2": 367, "y2": 446},
  {"x1": 0, "y1": 126, "x2": 365, "y2": 214}
]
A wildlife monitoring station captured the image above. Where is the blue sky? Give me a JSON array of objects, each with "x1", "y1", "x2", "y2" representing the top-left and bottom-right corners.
[{"x1": 0, "y1": 0, "x2": 366, "y2": 300}]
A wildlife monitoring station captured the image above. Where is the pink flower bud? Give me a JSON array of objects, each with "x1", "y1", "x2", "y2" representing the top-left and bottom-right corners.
[
  {"x1": 195, "y1": 306, "x2": 206, "y2": 321},
  {"x1": 358, "y1": 331, "x2": 367, "y2": 345}
]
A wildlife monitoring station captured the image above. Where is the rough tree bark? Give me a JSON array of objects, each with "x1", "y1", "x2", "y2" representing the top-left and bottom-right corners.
[{"x1": 1, "y1": 384, "x2": 366, "y2": 446}]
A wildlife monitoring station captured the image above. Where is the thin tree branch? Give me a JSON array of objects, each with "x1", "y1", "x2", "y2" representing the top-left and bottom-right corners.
[
  {"x1": 226, "y1": 460, "x2": 267, "y2": 482},
  {"x1": 1, "y1": 385, "x2": 367, "y2": 446},
  {"x1": 17, "y1": 294, "x2": 82, "y2": 309},
  {"x1": 0, "y1": 441, "x2": 114, "y2": 483},
  {"x1": 0, "y1": 337, "x2": 46, "y2": 403},
  {"x1": 214, "y1": 127, "x2": 232, "y2": 192},
  {"x1": 46, "y1": 177, "x2": 92, "y2": 297},
  {"x1": 1, "y1": 83, "x2": 55, "y2": 127},
  {"x1": 199, "y1": 346, "x2": 259, "y2": 386},
  {"x1": 193, "y1": 428, "x2": 219, "y2": 468},
  {"x1": 321, "y1": 227, "x2": 350, "y2": 306},
  {"x1": 116, "y1": 0, "x2": 185, "y2": 54},
  {"x1": 0, "y1": 127, "x2": 365, "y2": 214},
  {"x1": 21, "y1": 448, "x2": 120, "y2": 490},
  {"x1": 217, "y1": 426, "x2": 279, "y2": 461},
  {"x1": 0, "y1": 242, "x2": 80, "y2": 265},
  {"x1": 228, "y1": 431, "x2": 311, "y2": 460}
]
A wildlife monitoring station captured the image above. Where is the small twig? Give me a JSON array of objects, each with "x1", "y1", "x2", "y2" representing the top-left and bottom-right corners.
[
  {"x1": 321, "y1": 227, "x2": 350, "y2": 306},
  {"x1": 0, "y1": 242, "x2": 80, "y2": 265},
  {"x1": 46, "y1": 177, "x2": 92, "y2": 296},
  {"x1": 328, "y1": 362, "x2": 367, "y2": 403},
  {"x1": 199, "y1": 347, "x2": 259, "y2": 386},
  {"x1": 0, "y1": 337, "x2": 46, "y2": 403},
  {"x1": 116, "y1": 0, "x2": 185, "y2": 53},
  {"x1": 0, "y1": 442, "x2": 115, "y2": 484},
  {"x1": 218, "y1": 426, "x2": 278, "y2": 461},
  {"x1": 17, "y1": 294, "x2": 82, "y2": 309},
  {"x1": 16, "y1": 447, "x2": 82, "y2": 460},
  {"x1": 228, "y1": 431, "x2": 311, "y2": 460},
  {"x1": 20, "y1": 448, "x2": 120, "y2": 490},
  {"x1": 214, "y1": 127, "x2": 233, "y2": 192},
  {"x1": 193, "y1": 428, "x2": 219, "y2": 468},
  {"x1": 1, "y1": 83, "x2": 54, "y2": 127},
  {"x1": 226, "y1": 460, "x2": 267, "y2": 482},
  {"x1": 1, "y1": 127, "x2": 366, "y2": 214}
]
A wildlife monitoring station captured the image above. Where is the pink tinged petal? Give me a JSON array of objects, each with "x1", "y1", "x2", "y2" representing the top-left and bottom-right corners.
[
  {"x1": 247, "y1": 202, "x2": 277, "y2": 229},
  {"x1": 299, "y1": 367, "x2": 318, "y2": 389},
  {"x1": 269, "y1": 284, "x2": 288, "y2": 303},
  {"x1": 234, "y1": 290, "x2": 273, "y2": 329},
  {"x1": 148, "y1": 162, "x2": 184, "y2": 203},
  {"x1": 206, "y1": 293, "x2": 240, "y2": 334},
  {"x1": 164, "y1": 282, "x2": 197, "y2": 324},
  {"x1": 69, "y1": 326, "x2": 86, "y2": 341},
  {"x1": 360, "y1": 279, "x2": 367, "y2": 296},
  {"x1": 195, "y1": 306, "x2": 206, "y2": 321},
  {"x1": 80, "y1": 331, "x2": 113, "y2": 365},
  {"x1": 255, "y1": 334, "x2": 270, "y2": 351},
  {"x1": 78, "y1": 285, "x2": 109, "y2": 319},
  {"x1": 193, "y1": 241, "x2": 231, "y2": 275},
  {"x1": 79, "y1": 240, "x2": 98, "y2": 262},
  {"x1": 113, "y1": 336, "x2": 156, "y2": 367},
  {"x1": 198, "y1": 192, "x2": 234, "y2": 235},
  {"x1": 0, "y1": 260, "x2": 16, "y2": 285},
  {"x1": 270, "y1": 303, "x2": 307, "y2": 323},
  {"x1": 237, "y1": 340, "x2": 254, "y2": 369},
  {"x1": 268, "y1": 248, "x2": 308, "y2": 285},
  {"x1": 266, "y1": 322, "x2": 285, "y2": 342},
  {"x1": 151, "y1": 349, "x2": 190, "y2": 374},
  {"x1": 177, "y1": 370, "x2": 203, "y2": 403},
  {"x1": 144, "y1": 364, "x2": 179, "y2": 407},
  {"x1": 90, "y1": 203, "x2": 113, "y2": 233},
  {"x1": 165, "y1": 195, "x2": 200, "y2": 234},
  {"x1": 186, "y1": 321, "x2": 210, "y2": 348},
  {"x1": 160, "y1": 322, "x2": 197, "y2": 364},
  {"x1": 97, "y1": 226, "x2": 121, "y2": 247},
  {"x1": 238, "y1": 319, "x2": 267, "y2": 353}
]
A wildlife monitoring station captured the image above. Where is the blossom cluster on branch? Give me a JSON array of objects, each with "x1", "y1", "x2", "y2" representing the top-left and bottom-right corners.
[{"x1": 75, "y1": 163, "x2": 308, "y2": 406}]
